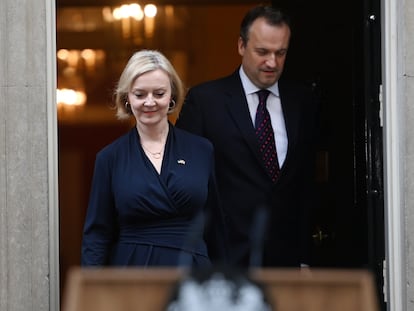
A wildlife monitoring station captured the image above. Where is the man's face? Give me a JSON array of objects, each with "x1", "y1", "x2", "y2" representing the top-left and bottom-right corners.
[{"x1": 238, "y1": 17, "x2": 291, "y2": 89}]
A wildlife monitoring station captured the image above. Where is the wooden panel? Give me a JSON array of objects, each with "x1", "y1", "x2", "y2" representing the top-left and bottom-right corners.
[
  {"x1": 62, "y1": 268, "x2": 379, "y2": 311},
  {"x1": 252, "y1": 269, "x2": 379, "y2": 311}
]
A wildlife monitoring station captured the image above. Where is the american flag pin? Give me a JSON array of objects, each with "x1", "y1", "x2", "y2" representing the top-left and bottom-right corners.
[{"x1": 177, "y1": 159, "x2": 186, "y2": 165}]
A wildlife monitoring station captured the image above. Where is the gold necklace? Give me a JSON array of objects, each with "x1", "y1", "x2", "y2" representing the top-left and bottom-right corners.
[
  {"x1": 141, "y1": 144, "x2": 164, "y2": 159},
  {"x1": 138, "y1": 125, "x2": 168, "y2": 159}
]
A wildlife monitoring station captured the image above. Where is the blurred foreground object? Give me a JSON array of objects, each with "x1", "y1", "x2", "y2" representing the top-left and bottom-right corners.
[{"x1": 164, "y1": 267, "x2": 272, "y2": 311}]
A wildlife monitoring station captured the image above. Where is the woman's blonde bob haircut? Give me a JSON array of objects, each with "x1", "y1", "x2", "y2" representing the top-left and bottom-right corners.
[{"x1": 114, "y1": 50, "x2": 185, "y2": 120}]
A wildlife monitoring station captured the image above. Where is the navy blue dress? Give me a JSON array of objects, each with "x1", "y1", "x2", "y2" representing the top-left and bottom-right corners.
[{"x1": 81, "y1": 124, "x2": 225, "y2": 267}]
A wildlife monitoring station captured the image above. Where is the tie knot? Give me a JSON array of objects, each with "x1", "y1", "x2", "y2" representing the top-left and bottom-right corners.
[{"x1": 257, "y1": 89, "x2": 270, "y2": 104}]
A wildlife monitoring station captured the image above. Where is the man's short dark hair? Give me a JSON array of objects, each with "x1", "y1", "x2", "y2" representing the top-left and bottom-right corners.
[{"x1": 240, "y1": 6, "x2": 291, "y2": 46}]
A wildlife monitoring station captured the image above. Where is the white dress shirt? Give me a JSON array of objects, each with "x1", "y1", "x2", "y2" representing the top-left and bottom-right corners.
[{"x1": 239, "y1": 67, "x2": 288, "y2": 167}]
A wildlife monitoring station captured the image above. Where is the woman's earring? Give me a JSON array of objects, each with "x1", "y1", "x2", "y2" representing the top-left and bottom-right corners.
[
  {"x1": 125, "y1": 101, "x2": 131, "y2": 113},
  {"x1": 168, "y1": 99, "x2": 176, "y2": 112}
]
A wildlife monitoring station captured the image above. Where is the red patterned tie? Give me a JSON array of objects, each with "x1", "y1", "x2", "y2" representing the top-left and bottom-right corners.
[{"x1": 255, "y1": 90, "x2": 280, "y2": 182}]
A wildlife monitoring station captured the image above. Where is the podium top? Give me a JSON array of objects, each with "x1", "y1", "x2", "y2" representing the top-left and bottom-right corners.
[{"x1": 62, "y1": 267, "x2": 379, "y2": 311}]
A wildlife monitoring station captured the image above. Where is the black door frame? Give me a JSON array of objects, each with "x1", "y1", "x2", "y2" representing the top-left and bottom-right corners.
[
  {"x1": 362, "y1": 0, "x2": 385, "y2": 308},
  {"x1": 271, "y1": 0, "x2": 385, "y2": 308}
]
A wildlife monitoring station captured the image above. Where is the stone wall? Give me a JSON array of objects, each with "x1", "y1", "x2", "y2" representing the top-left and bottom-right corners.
[
  {"x1": 404, "y1": 0, "x2": 414, "y2": 309},
  {"x1": 0, "y1": 0, "x2": 58, "y2": 310}
]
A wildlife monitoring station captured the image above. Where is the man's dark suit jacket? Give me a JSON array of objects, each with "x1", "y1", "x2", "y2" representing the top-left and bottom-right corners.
[{"x1": 176, "y1": 69, "x2": 318, "y2": 267}]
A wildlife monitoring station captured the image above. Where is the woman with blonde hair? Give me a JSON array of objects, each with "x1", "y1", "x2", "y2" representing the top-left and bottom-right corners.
[{"x1": 81, "y1": 50, "x2": 227, "y2": 267}]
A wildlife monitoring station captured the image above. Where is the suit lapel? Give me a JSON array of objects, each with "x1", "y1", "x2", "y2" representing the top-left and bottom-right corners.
[
  {"x1": 221, "y1": 72, "x2": 303, "y2": 181},
  {"x1": 221, "y1": 71, "x2": 264, "y2": 165},
  {"x1": 278, "y1": 80, "x2": 300, "y2": 169}
]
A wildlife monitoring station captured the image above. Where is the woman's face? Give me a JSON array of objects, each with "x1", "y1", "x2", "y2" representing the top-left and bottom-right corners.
[{"x1": 128, "y1": 69, "x2": 172, "y2": 126}]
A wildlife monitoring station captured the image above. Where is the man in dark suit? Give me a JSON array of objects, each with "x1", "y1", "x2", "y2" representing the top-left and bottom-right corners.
[{"x1": 176, "y1": 6, "x2": 318, "y2": 267}]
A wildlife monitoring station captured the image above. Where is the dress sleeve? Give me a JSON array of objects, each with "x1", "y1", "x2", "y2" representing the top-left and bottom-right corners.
[{"x1": 81, "y1": 152, "x2": 118, "y2": 266}]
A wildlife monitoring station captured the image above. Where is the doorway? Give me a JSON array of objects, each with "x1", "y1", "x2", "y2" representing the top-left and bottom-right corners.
[
  {"x1": 272, "y1": 0, "x2": 384, "y2": 307},
  {"x1": 56, "y1": 0, "x2": 267, "y2": 295},
  {"x1": 56, "y1": 0, "x2": 385, "y2": 308}
]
